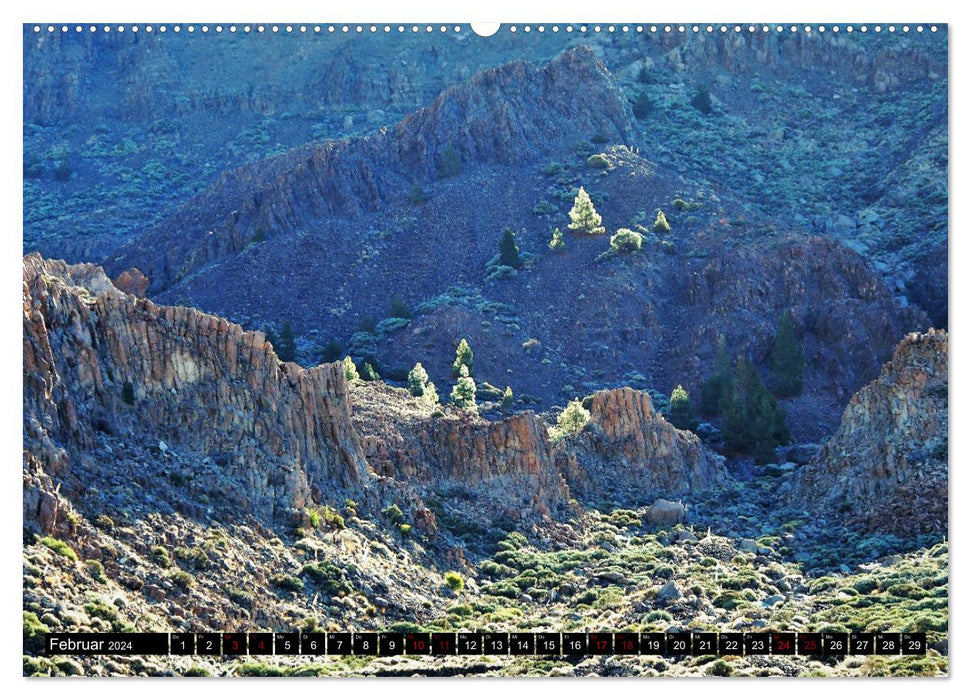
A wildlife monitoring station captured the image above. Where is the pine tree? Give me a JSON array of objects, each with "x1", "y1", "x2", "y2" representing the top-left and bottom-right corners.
[
  {"x1": 691, "y1": 85, "x2": 713, "y2": 114},
  {"x1": 499, "y1": 228, "x2": 523, "y2": 269},
  {"x1": 452, "y1": 338, "x2": 473, "y2": 377},
  {"x1": 277, "y1": 322, "x2": 297, "y2": 362},
  {"x1": 771, "y1": 310, "x2": 805, "y2": 397},
  {"x1": 361, "y1": 361, "x2": 380, "y2": 381},
  {"x1": 502, "y1": 386, "x2": 514, "y2": 409},
  {"x1": 632, "y1": 92, "x2": 653, "y2": 120},
  {"x1": 567, "y1": 186, "x2": 605, "y2": 235},
  {"x1": 422, "y1": 381, "x2": 440, "y2": 407},
  {"x1": 722, "y1": 356, "x2": 789, "y2": 463},
  {"x1": 321, "y1": 340, "x2": 344, "y2": 364},
  {"x1": 407, "y1": 362, "x2": 429, "y2": 397},
  {"x1": 548, "y1": 228, "x2": 566, "y2": 252},
  {"x1": 668, "y1": 385, "x2": 696, "y2": 430},
  {"x1": 342, "y1": 356, "x2": 360, "y2": 383},
  {"x1": 653, "y1": 210, "x2": 671, "y2": 234},
  {"x1": 450, "y1": 365, "x2": 477, "y2": 412},
  {"x1": 700, "y1": 333, "x2": 731, "y2": 416},
  {"x1": 557, "y1": 398, "x2": 591, "y2": 436}
]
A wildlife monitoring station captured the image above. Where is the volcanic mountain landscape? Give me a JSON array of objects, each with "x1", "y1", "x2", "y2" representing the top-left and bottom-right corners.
[{"x1": 23, "y1": 28, "x2": 947, "y2": 677}]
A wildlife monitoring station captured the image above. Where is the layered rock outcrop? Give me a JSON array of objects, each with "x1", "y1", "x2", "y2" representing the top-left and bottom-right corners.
[
  {"x1": 787, "y1": 329, "x2": 947, "y2": 534},
  {"x1": 559, "y1": 388, "x2": 729, "y2": 505},
  {"x1": 351, "y1": 383, "x2": 573, "y2": 521},
  {"x1": 107, "y1": 46, "x2": 635, "y2": 291},
  {"x1": 352, "y1": 383, "x2": 728, "y2": 521},
  {"x1": 23, "y1": 254, "x2": 370, "y2": 520}
]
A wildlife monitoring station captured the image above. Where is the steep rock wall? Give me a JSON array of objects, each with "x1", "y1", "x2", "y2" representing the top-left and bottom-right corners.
[
  {"x1": 786, "y1": 329, "x2": 947, "y2": 534},
  {"x1": 23, "y1": 254, "x2": 370, "y2": 519},
  {"x1": 559, "y1": 388, "x2": 729, "y2": 505}
]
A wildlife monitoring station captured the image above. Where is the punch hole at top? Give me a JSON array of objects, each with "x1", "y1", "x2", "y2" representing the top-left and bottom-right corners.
[{"x1": 471, "y1": 23, "x2": 501, "y2": 37}]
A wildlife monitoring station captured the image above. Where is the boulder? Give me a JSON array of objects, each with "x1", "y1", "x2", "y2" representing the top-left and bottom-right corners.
[{"x1": 645, "y1": 499, "x2": 686, "y2": 527}]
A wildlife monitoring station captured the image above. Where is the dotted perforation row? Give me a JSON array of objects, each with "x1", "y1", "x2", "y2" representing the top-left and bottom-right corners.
[{"x1": 30, "y1": 23, "x2": 941, "y2": 35}]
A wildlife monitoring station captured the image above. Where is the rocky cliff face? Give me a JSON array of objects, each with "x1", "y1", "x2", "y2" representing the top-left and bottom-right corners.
[
  {"x1": 352, "y1": 382, "x2": 728, "y2": 523},
  {"x1": 786, "y1": 329, "x2": 947, "y2": 534},
  {"x1": 23, "y1": 254, "x2": 370, "y2": 521},
  {"x1": 107, "y1": 45, "x2": 635, "y2": 292},
  {"x1": 559, "y1": 388, "x2": 729, "y2": 505},
  {"x1": 661, "y1": 30, "x2": 945, "y2": 91},
  {"x1": 351, "y1": 383, "x2": 573, "y2": 522}
]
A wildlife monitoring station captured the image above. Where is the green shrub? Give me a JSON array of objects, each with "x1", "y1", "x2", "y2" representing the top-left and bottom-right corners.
[
  {"x1": 587, "y1": 153, "x2": 610, "y2": 169},
  {"x1": 39, "y1": 536, "x2": 78, "y2": 561},
  {"x1": 300, "y1": 561, "x2": 353, "y2": 595},
  {"x1": 85, "y1": 560, "x2": 107, "y2": 582},
  {"x1": 94, "y1": 514, "x2": 115, "y2": 530},
  {"x1": 409, "y1": 183, "x2": 427, "y2": 205},
  {"x1": 609, "y1": 228, "x2": 643, "y2": 253},
  {"x1": 632, "y1": 92, "x2": 653, "y2": 120},
  {"x1": 174, "y1": 546, "x2": 209, "y2": 569},
  {"x1": 382, "y1": 503, "x2": 405, "y2": 524},
  {"x1": 445, "y1": 571, "x2": 465, "y2": 591},
  {"x1": 150, "y1": 546, "x2": 171, "y2": 568},
  {"x1": 84, "y1": 600, "x2": 120, "y2": 624},
  {"x1": 388, "y1": 297, "x2": 412, "y2": 320},
  {"x1": 170, "y1": 570, "x2": 194, "y2": 590},
  {"x1": 548, "y1": 228, "x2": 566, "y2": 252},
  {"x1": 653, "y1": 210, "x2": 671, "y2": 234},
  {"x1": 502, "y1": 386, "x2": 514, "y2": 409},
  {"x1": 184, "y1": 666, "x2": 212, "y2": 677},
  {"x1": 360, "y1": 361, "x2": 380, "y2": 381},
  {"x1": 252, "y1": 228, "x2": 267, "y2": 243},
  {"x1": 227, "y1": 586, "x2": 255, "y2": 608},
  {"x1": 533, "y1": 199, "x2": 558, "y2": 216},
  {"x1": 23, "y1": 611, "x2": 50, "y2": 651},
  {"x1": 270, "y1": 573, "x2": 305, "y2": 593}
]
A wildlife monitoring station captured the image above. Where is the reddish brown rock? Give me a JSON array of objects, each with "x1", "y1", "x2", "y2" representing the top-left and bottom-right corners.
[
  {"x1": 23, "y1": 254, "x2": 370, "y2": 519},
  {"x1": 558, "y1": 387, "x2": 729, "y2": 506},
  {"x1": 787, "y1": 329, "x2": 947, "y2": 534},
  {"x1": 112, "y1": 268, "x2": 150, "y2": 298},
  {"x1": 352, "y1": 382, "x2": 574, "y2": 521}
]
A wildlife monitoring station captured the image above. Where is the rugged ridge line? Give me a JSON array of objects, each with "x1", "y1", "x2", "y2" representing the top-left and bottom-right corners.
[
  {"x1": 786, "y1": 329, "x2": 947, "y2": 534},
  {"x1": 107, "y1": 46, "x2": 636, "y2": 292},
  {"x1": 23, "y1": 254, "x2": 370, "y2": 519}
]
